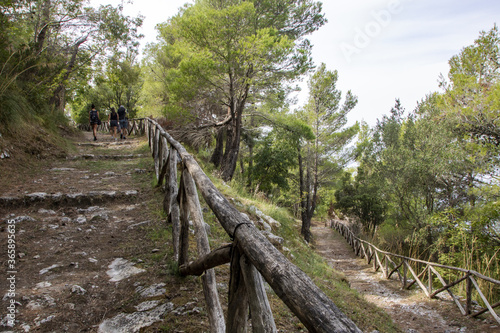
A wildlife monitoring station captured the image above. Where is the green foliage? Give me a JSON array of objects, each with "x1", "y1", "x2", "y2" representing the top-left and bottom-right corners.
[
  {"x1": 440, "y1": 24, "x2": 500, "y2": 146},
  {"x1": 71, "y1": 52, "x2": 143, "y2": 124},
  {"x1": 0, "y1": 0, "x2": 143, "y2": 132},
  {"x1": 341, "y1": 47, "x2": 500, "y2": 287},
  {"x1": 251, "y1": 128, "x2": 297, "y2": 193},
  {"x1": 334, "y1": 168, "x2": 386, "y2": 233}
]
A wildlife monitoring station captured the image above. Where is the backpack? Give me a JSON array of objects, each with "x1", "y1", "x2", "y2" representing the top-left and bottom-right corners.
[{"x1": 90, "y1": 110, "x2": 98, "y2": 122}]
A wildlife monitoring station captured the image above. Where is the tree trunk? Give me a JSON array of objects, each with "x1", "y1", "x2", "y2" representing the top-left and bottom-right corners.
[
  {"x1": 247, "y1": 114, "x2": 254, "y2": 188},
  {"x1": 210, "y1": 126, "x2": 225, "y2": 167},
  {"x1": 221, "y1": 104, "x2": 243, "y2": 182},
  {"x1": 35, "y1": 0, "x2": 51, "y2": 53},
  {"x1": 298, "y1": 145, "x2": 311, "y2": 242},
  {"x1": 50, "y1": 34, "x2": 88, "y2": 113}
]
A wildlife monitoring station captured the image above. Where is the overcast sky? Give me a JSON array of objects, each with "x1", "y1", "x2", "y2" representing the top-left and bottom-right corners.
[{"x1": 91, "y1": 0, "x2": 500, "y2": 126}]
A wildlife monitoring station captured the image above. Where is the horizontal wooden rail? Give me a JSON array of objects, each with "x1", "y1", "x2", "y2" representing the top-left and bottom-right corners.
[
  {"x1": 145, "y1": 118, "x2": 362, "y2": 333},
  {"x1": 330, "y1": 220, "x2": 500, "y2": 324}
]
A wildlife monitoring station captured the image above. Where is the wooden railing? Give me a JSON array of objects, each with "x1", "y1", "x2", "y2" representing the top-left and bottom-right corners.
[
  {"x1": 145, "y1": 118, "x2": 362, "y2": 333},
  {"x1": 331, "y1": 220, "x2": 500, "y2": 325},
  {"x1": 76, "y1": 118, "x2": 146, "y2": 137}
]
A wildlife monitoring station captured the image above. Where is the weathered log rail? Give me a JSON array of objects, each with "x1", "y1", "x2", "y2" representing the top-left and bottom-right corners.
[
  {"x1": 330, "y1": 219, "x2": 500, "y2": 325},
  {"x1": 76, "y1": 118, "x2": 146, "y2": 137},
  {"x1": 145, "y1": 118, "x2": 362, "y2": 333}
]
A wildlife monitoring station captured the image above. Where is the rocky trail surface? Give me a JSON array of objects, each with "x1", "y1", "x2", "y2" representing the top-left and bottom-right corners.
[
  {"x1": 311, "y1": 220, "x2": 500, "y2": 333},
  {"x1": 0, "y1": 132, "x2": 211, "y2": 332}
]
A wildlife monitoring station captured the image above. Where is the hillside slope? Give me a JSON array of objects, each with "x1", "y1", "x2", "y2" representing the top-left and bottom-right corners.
[{"x1": 1, "y1": 128, "x2": 397, "y2": 332}]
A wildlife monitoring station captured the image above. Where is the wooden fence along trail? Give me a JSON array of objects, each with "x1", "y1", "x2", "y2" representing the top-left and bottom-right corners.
[
  {"x1": 143, "y1": 118, "x2": 362, "y2": 333},
  {"x1": 330, "y1": 220, "x2": 500, "y2": 325}
]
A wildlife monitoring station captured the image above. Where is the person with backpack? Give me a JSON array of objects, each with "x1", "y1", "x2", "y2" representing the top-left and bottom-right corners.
[
  {"x1": 89, "y1": 104, "x2": 100, "y2": 141},
  {"x1": 108, "y1": 107, "x2": 119, "y2": 140},
  {"x1": 117, "y1": 105, "x2": 127, "y2": 139}
]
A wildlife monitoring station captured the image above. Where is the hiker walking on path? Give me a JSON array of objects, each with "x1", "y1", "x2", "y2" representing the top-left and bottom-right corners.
[
  {"x1": 89, "y1": 104, "x2": 100, "y2": 141},
  {"x1": 118, "y1": 105, "x2": 127, "y2": 139},
  {"x1": 109, "y1": 107, "x2": 119, "y2": 140}
]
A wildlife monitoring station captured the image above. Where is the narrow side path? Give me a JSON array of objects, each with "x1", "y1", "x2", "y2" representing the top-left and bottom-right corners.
[{"x1": 311, "y1": 220, "x2": 498, "y2": 333}]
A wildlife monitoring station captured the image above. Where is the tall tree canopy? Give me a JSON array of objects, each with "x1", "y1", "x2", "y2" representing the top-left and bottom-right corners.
[
  {"x1": 298, "y1": 63, "x2": 359, "y2": 241},
  {"x1": 144, "y1": 0, "x2": 326, "y2": 180}
]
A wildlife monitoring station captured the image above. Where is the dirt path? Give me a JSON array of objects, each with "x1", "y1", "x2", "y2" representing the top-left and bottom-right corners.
[
  {"x1": 0, "y1": 131, "x2": 211, "y2": 332},
  {"x1": 311, "y1": 220, "x2": 499, "y2": 333}
]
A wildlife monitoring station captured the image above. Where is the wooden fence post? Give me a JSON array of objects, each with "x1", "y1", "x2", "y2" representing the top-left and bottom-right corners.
[
  {"x1": 227, "y1": 243, "x2": 249, "y2": 333},
  {"x1": 178, "y1": 174, "x2": 190, "y2": 266},
  {"x1": 182, "y1": 168, "x2": 225, "y2": 332},
  {"x1": 153, "y1": 127, "x2": 160, "y2": 180},
  {"x1": 240, "y1": 254, "x2": 277, "y2": 332},
  {"x1": 403, "y1": 259, "x2": 407, "y2": 289},
  {"x1": 466, "y1": 272, "x2": 472, "y2": 315},
  {"x1": 164, "y1": 149, "x2": 180, "y2": 262},
  {"x1": 428, "y1": 266, "x2": 432, "y2": 298}
]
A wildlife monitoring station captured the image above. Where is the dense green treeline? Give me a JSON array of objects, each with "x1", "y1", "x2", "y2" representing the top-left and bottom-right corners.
[
  {"x1": 0, "y1": 0, "x2": 143, "y2": 134},
  {"x1": 335, "y1": 27, "x2": 500, "y2": 284}
]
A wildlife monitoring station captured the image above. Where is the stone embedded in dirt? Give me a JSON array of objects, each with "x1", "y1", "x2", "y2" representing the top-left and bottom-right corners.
[
  {"x1": 64, "y1": 303, "x2": 75, "y2": 310},
  {"x1": 27, "y1": 301, "x2": 43, "y2": 310},
  {"x1": 26, "y1": 192, "x2": 48, "y2": 201},
  {"x1": 34, "y1": 281, "x2": 52, "y2": 290},
  {"x1": 125, "y1": 190, "x2": 138, "y2": 196},
  {"x1": 11, "y1": 215, "x2": 36, "y2": 223},
  {"x1": 38, "y1": 208, "x2": 56, "y2": 215},
  {"x1": 98, "y1": 302, "x2": 173, "y2": 333},
  {"x1": 71, "y1": 285, "x2": 87, "y2": 295},
  {"x1": 106, "y1": 258, "x2": 146, "y2": 282},
  {"x1": 90, "y1": 213, "x2": 109, "y2": 222},
  {"x1": 75, "y1": 215, "x2": 87, "y2": 224},
  {"x1": 61, "y1": 217, "x2": 71, "y2": 224},
  {"x1": 255, "y1": 217, "x2": 272, "y2": 232},
  {"x1": 135, "y1": 300, "x2": 161, "y2": 312},
  {"x1": 136, "y1": 283, "x2": 167, "y2": 298},
  {"x1": 35, "y1": 315, "x2": 55, "y2": 327},
  {"x1": 247, "y1": 205, "x2": 281, "y2": 230},
  {"x1": 79, "y1": 206, "x2": 101, "y2": 213},
  {"x1": 171, "y1": 301, "x2": 201, "y2": 316},
  {"x1": 50, "y1": 167, "x2": 76, "y2": 171},
  {"x1": 262, "y1": 231, "x2": 284, "y2": 249},
  {"x1": 39, "y1": 264, "x2": 61, "y2": 275},
  {"x1": 104, "y1": 171, "x2": 115, "y2": 176},
  {"x1": 27, "y1": 294, "x2": 56, "y2": 310},
  {"x1": 1, "y1": 150, "x2": 10, "y2": 159}
]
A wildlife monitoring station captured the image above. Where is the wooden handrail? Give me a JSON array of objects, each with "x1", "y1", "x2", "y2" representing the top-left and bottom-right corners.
[
  {"x1": 145, "y1": 118, "x2": 362, "y2": 333},
  {"x1": 330, "y1": 220, "x2": 500, "y2": 324}
]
